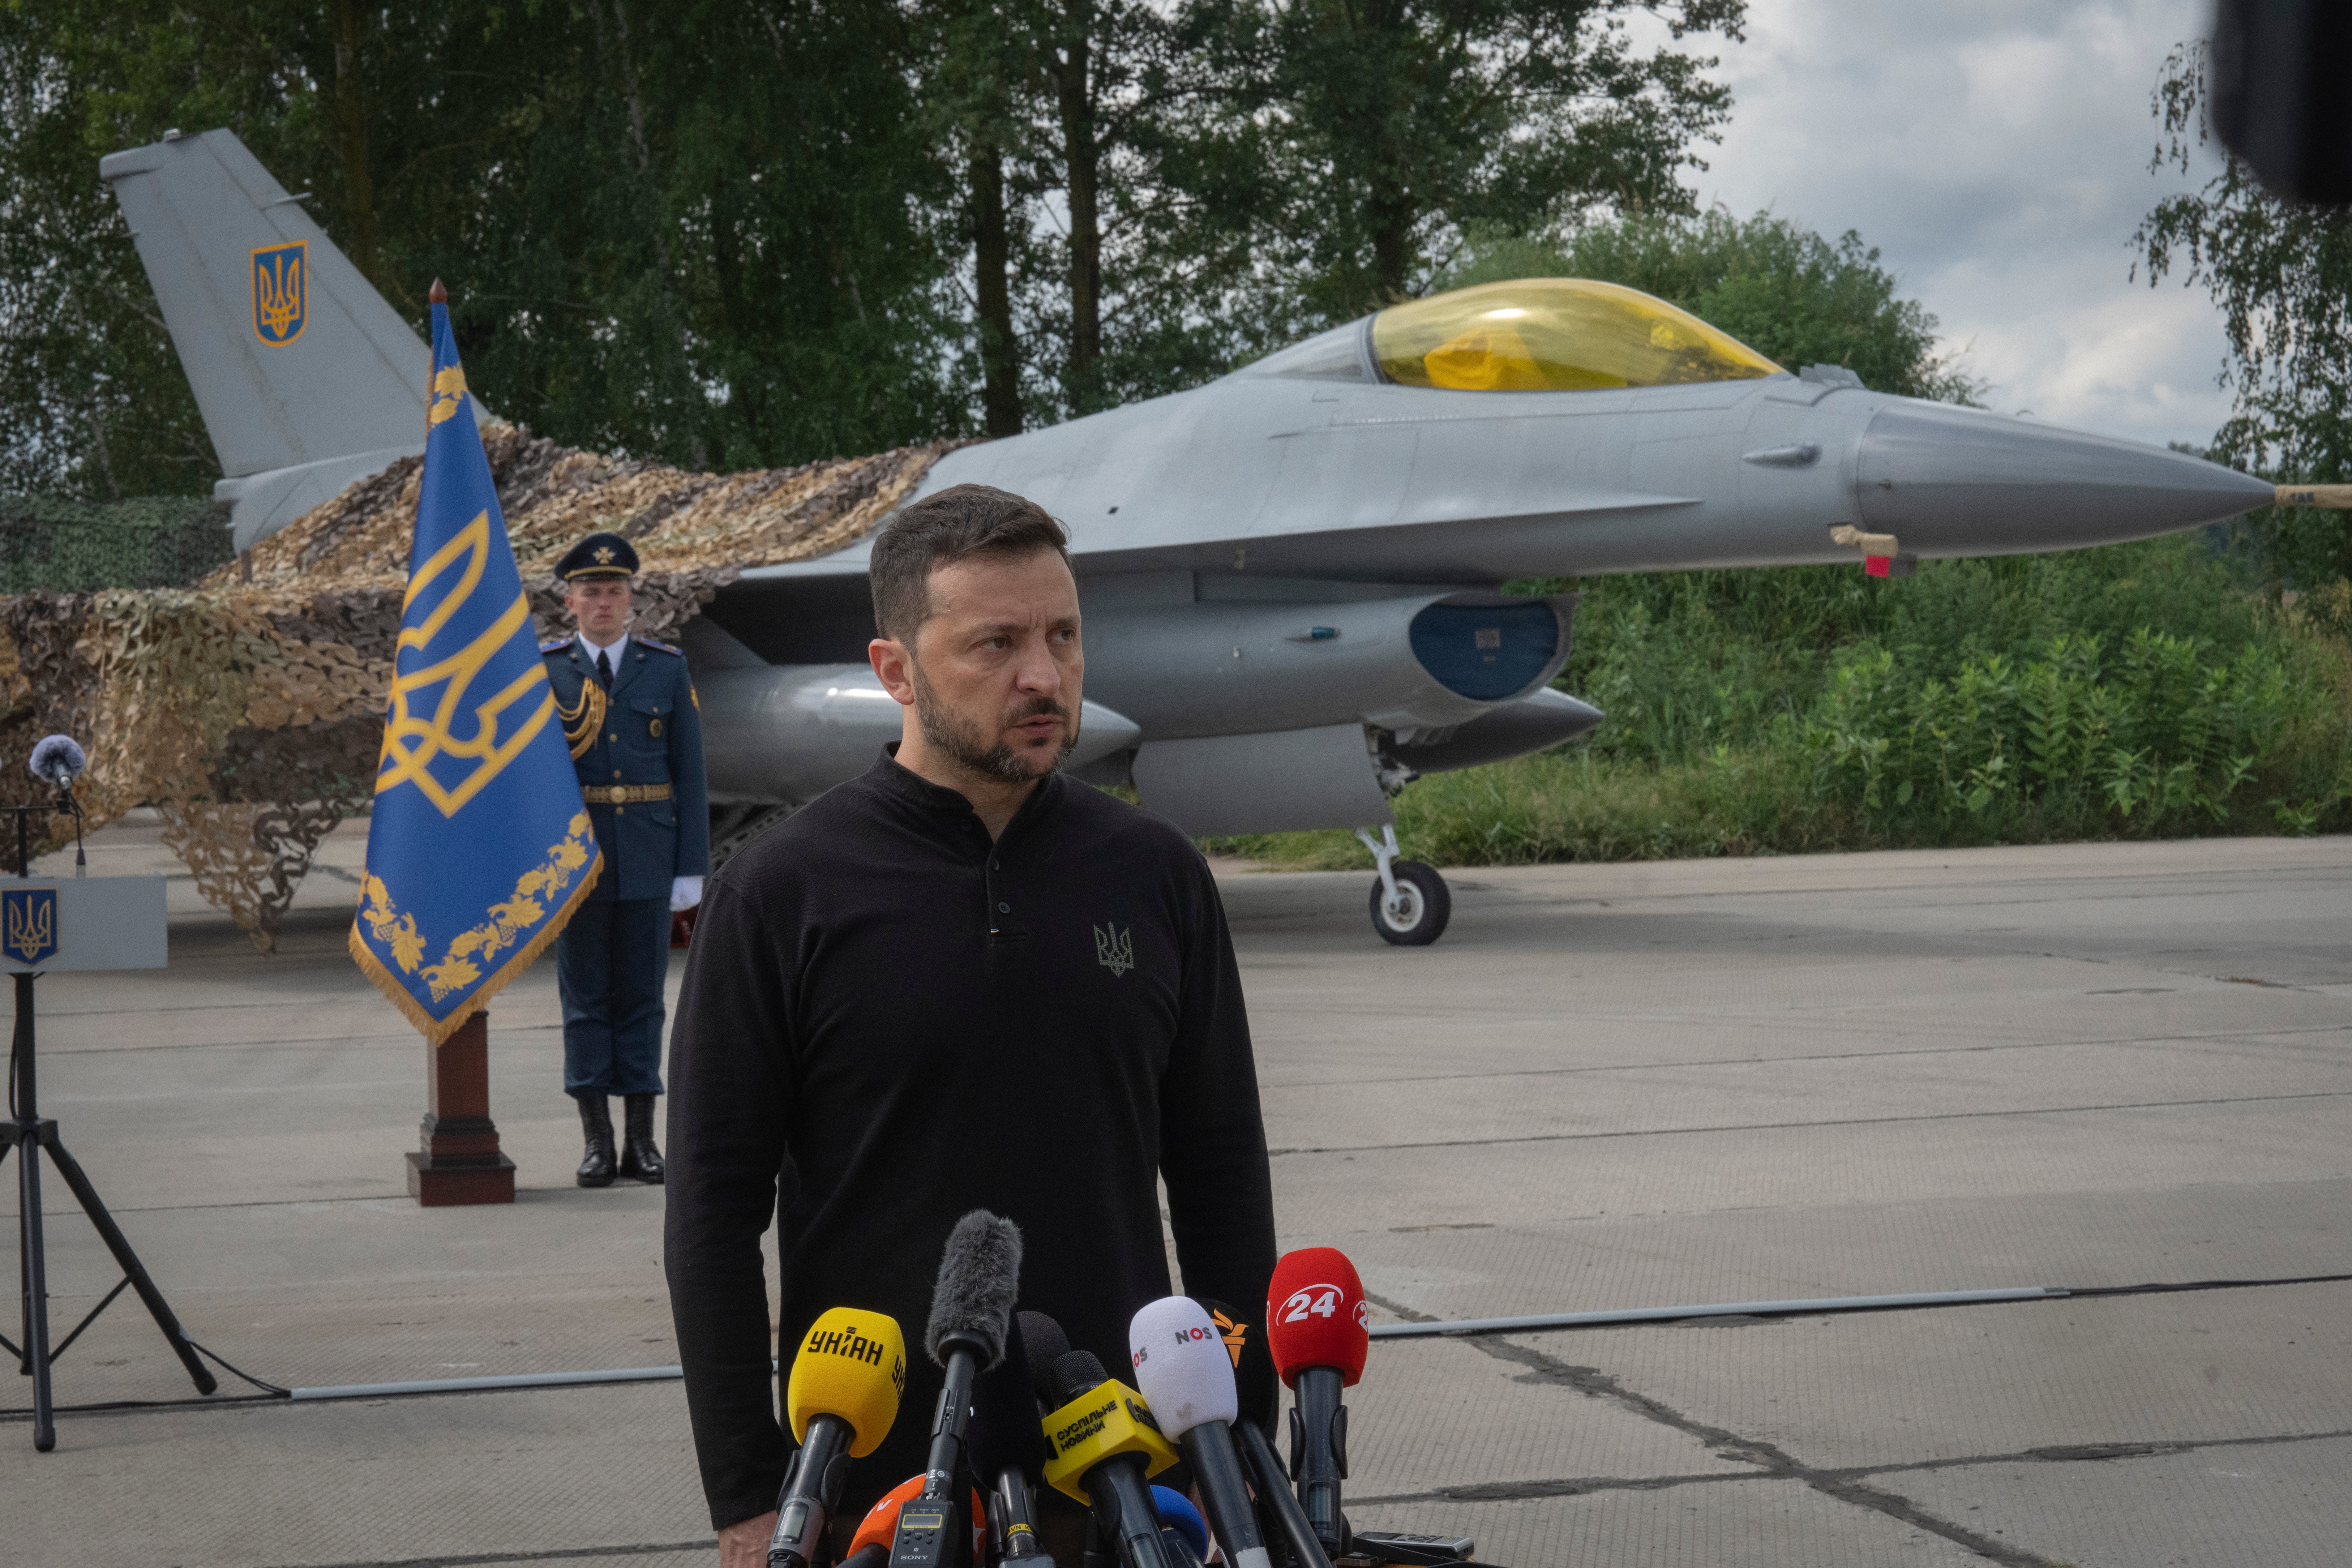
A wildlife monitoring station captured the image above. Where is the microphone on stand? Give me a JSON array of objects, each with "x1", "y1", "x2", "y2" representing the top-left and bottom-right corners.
[
  {"x1": 25, "y1": 734, "x2": 86, "y2": 875},
  {"x1": 1037, "y1": 1340, "x2": 1180, "y2": 1568},
  {"x1": 968, "y1": 1306, "x2": 1055, "y2": 1565},
  {"x1": 1128, "y1": 1295, "x2": 1273, "y2": 1568},
  {"x1": 767, "y1": 1308, "x2": 909, "y2": 1568},
  {"x1": 1264, "y1": 1250, "x2": 1371, "y2": 1564},
  {"x1": 1196, "y1": 1299, "x2": 1332, "y2": 1568},
  {"x1": 895, "y1": 1210, "x2": 1024, "y2": 1568}
]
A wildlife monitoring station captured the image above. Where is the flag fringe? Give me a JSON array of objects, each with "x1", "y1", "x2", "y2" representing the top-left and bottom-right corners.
[{"x1": 348, "y1": 849, "x2": 606, "y2": 1047}]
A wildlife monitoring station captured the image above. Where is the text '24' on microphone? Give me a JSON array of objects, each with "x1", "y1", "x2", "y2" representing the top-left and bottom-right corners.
[
  {"x1": 1129, "y1": 1295, "x2": 1275, "y2": 1568},
  {"x1": 1266, "y1": 1249, "x2": 1371, "y2": 1563},
  {"x1": 894, "y1": 1210, "x2": 1025, "y2": 1568},
  {"x1": 1038, "y1": 1339, "x2": 1180, "y2": 1568},
  {"x1": 1196, "y1": 1299, "x2": 1333, "y2": 1568},
  {"x1": 768, "y1": 1308, "x2": 909, "y2": 1568}
]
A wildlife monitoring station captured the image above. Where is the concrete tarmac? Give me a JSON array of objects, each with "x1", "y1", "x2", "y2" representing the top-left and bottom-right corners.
[{"x1": 2, "y1": 824, "x2": 2348, "y2": 1567}]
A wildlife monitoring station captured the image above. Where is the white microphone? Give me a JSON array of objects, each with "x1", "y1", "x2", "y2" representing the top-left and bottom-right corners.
[{"x1": 1129, "y1": 1296, "x2": 1274, "y2": 1568}]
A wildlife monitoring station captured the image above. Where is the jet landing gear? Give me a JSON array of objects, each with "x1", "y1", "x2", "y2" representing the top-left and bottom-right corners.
[{"x1": 1354, "y1": 825, "x2": 1452, "y2": 946}]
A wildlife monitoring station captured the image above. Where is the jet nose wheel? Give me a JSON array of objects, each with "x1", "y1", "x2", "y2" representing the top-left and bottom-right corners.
[
  {"x1": 1370, "y1": 859, "x2": 1451, "y2": 945},
  {"x1": 1354, "y1": 825, "x2": 1452, "y2": 945}
]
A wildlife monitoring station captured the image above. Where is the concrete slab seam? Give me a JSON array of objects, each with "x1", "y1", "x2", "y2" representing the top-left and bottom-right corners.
[
  {"x1": 1365, "y1": 1291, "x2": 2066, "y2": 1568},
  {"x1": 1267, "y1": 1087, "x2": 2352, "y2": 1156},
  {"x1": 1349, "y1": 1426, "x2": 2352, "y2": 1506},
  {"x1": 1253, "y1": 1019, "x2": 2352, "y2": 1094}
]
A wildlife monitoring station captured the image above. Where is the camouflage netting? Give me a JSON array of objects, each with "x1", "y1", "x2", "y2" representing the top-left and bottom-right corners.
[{"x1": 0, "y1": 426, "x2": 960, "y2": 950}]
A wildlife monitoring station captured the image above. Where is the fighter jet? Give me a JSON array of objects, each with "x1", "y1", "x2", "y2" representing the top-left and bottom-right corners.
[{"x1": 106, "y1": 129, "x2": 2277, "y2": 944}]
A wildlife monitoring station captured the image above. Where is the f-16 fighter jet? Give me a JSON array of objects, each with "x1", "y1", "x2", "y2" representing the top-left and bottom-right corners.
[{"x1": 106, "y1": 129, "x2": 2277, "y2": 944}]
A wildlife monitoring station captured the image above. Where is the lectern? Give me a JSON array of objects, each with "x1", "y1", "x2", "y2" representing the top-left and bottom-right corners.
[{"x1": 0, "y1": 869, "x2": 212, "y2": 1451}]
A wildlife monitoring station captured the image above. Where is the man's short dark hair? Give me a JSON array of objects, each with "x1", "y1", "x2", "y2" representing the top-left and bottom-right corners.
[{"x1": 870, "y1": 484, "x2": 1071, "y2": 644}]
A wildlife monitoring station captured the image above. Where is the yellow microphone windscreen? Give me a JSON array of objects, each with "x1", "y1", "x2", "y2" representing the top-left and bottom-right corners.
[{"x1": 786, "y1": 1307, "x2": 907, "y2": 1457}]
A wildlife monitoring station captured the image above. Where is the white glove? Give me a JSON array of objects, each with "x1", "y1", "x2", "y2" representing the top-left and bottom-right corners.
[{"x1": 670, "y1": 875, "x2": 705, "y2": 913}]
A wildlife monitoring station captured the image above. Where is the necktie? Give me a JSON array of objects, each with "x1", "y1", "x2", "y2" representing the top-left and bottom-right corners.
[{"x1": 596, "y1": 650, "x2": 613, "y2": 690}]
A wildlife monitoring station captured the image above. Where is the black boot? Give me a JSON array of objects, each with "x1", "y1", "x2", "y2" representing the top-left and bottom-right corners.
[
  {"x1": 576, "y1": 1094, "x2": 617, "y2": 1188},
  {"x1": 619, "y1": 1093, "x2": 665, "y2": 1184}
]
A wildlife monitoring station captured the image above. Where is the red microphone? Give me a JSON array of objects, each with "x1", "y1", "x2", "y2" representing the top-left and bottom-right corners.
[{"x1": 1266, "y1": 1249, "x2": 1371, "y2": 1560}]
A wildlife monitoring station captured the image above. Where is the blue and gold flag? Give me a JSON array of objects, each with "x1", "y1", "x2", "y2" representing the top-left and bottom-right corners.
[{"x1": 350, "y1": 288, "x2": 599, "y2": 1043}]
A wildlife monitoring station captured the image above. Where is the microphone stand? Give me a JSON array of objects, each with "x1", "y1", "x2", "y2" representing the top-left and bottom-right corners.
[{"x1": 2, "y1": 788, "x2": 216, "y2": 1452}]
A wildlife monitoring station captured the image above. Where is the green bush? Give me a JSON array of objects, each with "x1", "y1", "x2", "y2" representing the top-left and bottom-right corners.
[{"x1": 1214, "y1": 536, "x2": 2352, "y2": 870}]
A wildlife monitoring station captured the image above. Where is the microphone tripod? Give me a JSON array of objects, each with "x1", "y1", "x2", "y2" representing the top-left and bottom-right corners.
[{"x1": 1, "y1": 792, "x2": 217, "y2": 1452}]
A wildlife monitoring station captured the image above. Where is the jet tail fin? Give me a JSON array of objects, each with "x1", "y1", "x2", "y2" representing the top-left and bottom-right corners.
[{"x1": 101, "y1": 128, "x2": 491, "y2": 549}]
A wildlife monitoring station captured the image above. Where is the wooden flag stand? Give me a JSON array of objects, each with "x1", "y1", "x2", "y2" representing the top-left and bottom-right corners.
[{"x1": 405, "y1": 1011, "x2": 516, "y2": 1206}]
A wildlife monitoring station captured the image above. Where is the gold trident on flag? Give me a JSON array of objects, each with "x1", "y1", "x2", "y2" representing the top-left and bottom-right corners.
[{"x1": 375, "y1": 511, "x2": 558, "y2": 817}]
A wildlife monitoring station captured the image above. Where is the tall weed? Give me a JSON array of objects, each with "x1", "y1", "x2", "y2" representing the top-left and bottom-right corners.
[{"x1": 1215, "y1": 537, "x2": 2352, "y2": 869}]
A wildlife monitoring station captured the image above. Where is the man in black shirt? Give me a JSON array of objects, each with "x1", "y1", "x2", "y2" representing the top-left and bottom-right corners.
[{"x1": 664, "y1": 484, "x2": 1278, "y2": 1566}]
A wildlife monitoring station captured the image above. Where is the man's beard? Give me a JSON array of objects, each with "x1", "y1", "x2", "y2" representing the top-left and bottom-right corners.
[{"x1": 910, "y1": 664, "x2": 1077, "y2": 784}]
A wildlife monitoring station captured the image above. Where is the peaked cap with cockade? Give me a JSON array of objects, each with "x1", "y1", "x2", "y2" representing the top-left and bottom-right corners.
[{"x1": 555, "y1": 532, "x2": 638, "y2": 581}]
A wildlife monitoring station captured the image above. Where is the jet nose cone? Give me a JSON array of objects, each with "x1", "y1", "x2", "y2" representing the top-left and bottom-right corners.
[{"x1": 1857, "y1": 401, "x2": 2274, "y2": 555}]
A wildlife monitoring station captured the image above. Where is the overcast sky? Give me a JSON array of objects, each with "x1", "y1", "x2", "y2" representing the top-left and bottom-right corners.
[{"x1": 1679, "y1": 0, "x2": 2228, "y2": 449}]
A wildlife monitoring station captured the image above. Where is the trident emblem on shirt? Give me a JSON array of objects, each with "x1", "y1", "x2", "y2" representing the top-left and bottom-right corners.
[{"x1": 1094, "y1": 922, "x2": 1133, "y2": 978}]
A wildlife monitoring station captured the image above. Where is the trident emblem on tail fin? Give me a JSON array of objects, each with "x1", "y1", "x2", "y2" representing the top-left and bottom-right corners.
[{"x1": 252, "y1": 242, "x2": 307, "y2": 345}]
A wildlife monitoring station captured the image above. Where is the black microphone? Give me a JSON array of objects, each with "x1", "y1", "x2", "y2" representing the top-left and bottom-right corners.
[
  {"x1": 969, "y1": 1304, "x2": 1054, "y2": 1565},
  {"x1": 1197, "y1": 1299, "x2": 1331, "y2": 1568},
  {"x1": 1018, "y1": 1311, "x2": 1071, "y2": 1406},
  {"x1": 1039, "y1": 1346, "x2": 1177, "y2": 1568}
]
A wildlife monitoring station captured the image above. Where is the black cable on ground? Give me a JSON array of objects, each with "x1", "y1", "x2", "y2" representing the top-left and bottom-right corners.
[{"x1": 191, "y1": 1337, "x2": 291, "y2": 1398}]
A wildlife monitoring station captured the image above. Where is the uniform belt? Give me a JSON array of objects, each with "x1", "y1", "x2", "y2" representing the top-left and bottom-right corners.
[{"x1": 581, "y1": 783, "x2": 672, "y2": 804}]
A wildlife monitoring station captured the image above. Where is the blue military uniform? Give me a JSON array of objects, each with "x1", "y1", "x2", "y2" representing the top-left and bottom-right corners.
[
  {"x1": 545, "y1": 630, "x2": 711, "y2": 1093},
  {"x1": 544, "y1": 532, "x2": 710, "y2": 1187}
]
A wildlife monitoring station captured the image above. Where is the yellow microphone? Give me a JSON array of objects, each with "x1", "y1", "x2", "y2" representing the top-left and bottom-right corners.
[
  {"x1": 1039, "y1": 1347, "x2": 1181, "y2": 1568},
  {"x1": 769, "y1": 1308, "x2": 908, "y2": 1568}
]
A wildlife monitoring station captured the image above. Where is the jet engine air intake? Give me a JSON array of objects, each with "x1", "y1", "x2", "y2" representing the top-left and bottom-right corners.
[{"x1": 1407, "y1": 601, "x2": 1559, "y2": 701}]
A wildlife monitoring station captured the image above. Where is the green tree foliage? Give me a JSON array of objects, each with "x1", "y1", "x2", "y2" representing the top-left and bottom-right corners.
[
  {"x1": 2133, "y1": 40, "x2": 2352, "y2": 589},
  {"x1": 0, "y1": 0, "x2": 1748, "y2": 479},
  {"x1": 1, "y1": 0, "x2": 966, "y2": 491},
  {"x1": 1448, "y1": 208, "x2": 1981, "y2": 401},
  {"x1": 1186, "y1": 0, "x2": 1746, "y2": 324},
  {"x1": 0, "y1": 15, "x2": 213, "y2": 497}
]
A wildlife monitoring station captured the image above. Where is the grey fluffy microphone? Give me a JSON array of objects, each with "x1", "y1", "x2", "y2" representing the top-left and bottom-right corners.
[
  {"x1": 28, "y1": 735, "x2": 84, "y2": 789},
  {"x1": 919, "y1": 1211, "x2": 1024, "y2": 1500}
]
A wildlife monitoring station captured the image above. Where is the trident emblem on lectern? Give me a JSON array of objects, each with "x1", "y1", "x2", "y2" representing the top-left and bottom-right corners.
[{"x1": 3, "y1": 887, "x2": 57, "y2": 964}]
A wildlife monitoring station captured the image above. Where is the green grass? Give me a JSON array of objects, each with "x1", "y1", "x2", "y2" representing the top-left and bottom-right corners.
[{"x1": 1211, "y1": 536, "x2": 2352, "y2": 871}]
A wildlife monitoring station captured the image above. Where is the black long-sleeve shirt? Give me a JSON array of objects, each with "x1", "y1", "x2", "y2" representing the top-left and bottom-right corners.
[{"x1": 664, "y1": 751, "x2": 1277, "y2": 1530}]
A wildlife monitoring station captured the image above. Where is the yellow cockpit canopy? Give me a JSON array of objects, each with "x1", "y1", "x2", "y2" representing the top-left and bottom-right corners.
[{"x1": 1371, "y1": 278, "x2": 1783, "y2": 392}]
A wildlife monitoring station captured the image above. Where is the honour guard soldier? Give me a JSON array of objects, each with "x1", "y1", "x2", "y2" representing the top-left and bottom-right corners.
[{"x1": 544, "y1": 532, "x2": 710, "y2": 1187}]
